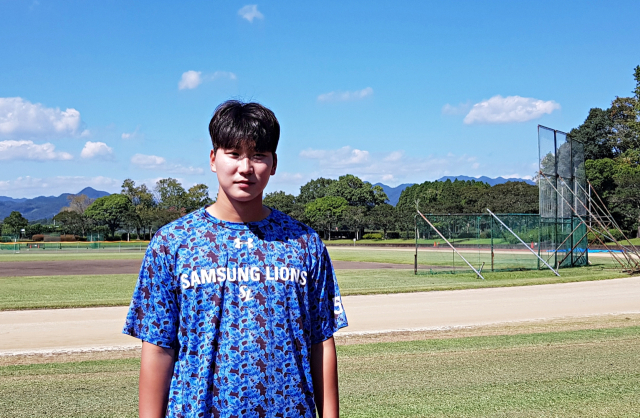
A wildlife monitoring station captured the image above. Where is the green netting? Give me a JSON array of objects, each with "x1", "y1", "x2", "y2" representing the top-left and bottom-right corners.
[
  {"x1": 414, "y1": 213, "x2": 588, "y2": 274},
  {"x1": 415, "y1": 213, "x2": 539, "y2": 273}
]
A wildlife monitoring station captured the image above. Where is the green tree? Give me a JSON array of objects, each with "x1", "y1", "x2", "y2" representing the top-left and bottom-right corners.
[
  {"x1": 325, "y1": 174, "x2": 388, "y2": 207},
  {"x1": 367, "y1": 203, "x2": 395, "y2": 239},
  {"x1": 612, "y1": 166, "x2": 640, "y2": 238},
  {"x1": 569, "y1": 107, "x2": 615, "y2": 161},
  {"x1": 304, "y1": 196, "x2": 348, "y2": 239},
  {"x1": 53, "y1": 211, "x2": 87, "y2": 236},
  {"x1": 155, "y1": 178, "x2": 187, "y2": 210},
  {"x1": 263, "y1": 191, "x2": 296, "y2": 215},
  {"x1": 297, "y1": 178, "x2": 336, "y2": 205},
  {"x1": 185, "y1": 184, "x2": 214, "y2": 212},
  {"x1": 122, "y1": 179, "x2": 157, "y2": 238},
  {"x1": 477, "y1": 182, "x2": 538, "y2": 213},
  {"x1": 341, "y1": 206, "x2": 367, "y2": 240},
  {"x1": 3, "y1": 211, "x2": 28, "y2": 238},
  {"x1": 84, "y1": 194, "x2": 133, "y2": 238}
]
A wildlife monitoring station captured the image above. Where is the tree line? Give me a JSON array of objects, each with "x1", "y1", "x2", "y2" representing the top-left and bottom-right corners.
[
  {"x1": 1, "y1": 174, "x2": 539, "y2": 241},
  {"x1": 570, "y1": 65, "x2": 640, "y2": 237},
  {"x1": 0, "y1": 178, "x2": 213, "y2": 240},
  {"x1": 265, "y1": 174, "x2": 538, "y2": 240}
]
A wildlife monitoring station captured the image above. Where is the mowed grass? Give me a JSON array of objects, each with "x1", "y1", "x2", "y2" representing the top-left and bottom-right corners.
[
  {"x1": 0, "y1": 265, "x2": 631, "y2": 310},
  {"x1": 329, "y1": 247, "x2": 624, "y2": 270},
  {"x1": 1, "y1": 326, "x2": 638, "y2": 417},
  {"x1": 0, "y1": 251, "x2": 145, "y2": 262},
  {"x1": 337, "y1": 266, "x2": 633, "y2": 295},
  {"x1": 0, "y1": 274, "x2": 138, "y2": 310}
]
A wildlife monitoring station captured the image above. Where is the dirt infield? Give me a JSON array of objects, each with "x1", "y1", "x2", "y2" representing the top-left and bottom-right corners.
[
  {"x1": 1, "y1": 276, "x2": 638, "y2": 355},
  {"x1": 0, "y1": 259, "x2": 418, "y2": 277}
]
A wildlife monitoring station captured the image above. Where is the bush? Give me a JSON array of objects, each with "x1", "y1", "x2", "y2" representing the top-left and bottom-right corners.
[
  {"x1": 386, "y1": 232, "x2": 400, "y2": 239},
  {"x1": 363, "y1": 233, "x2": 383, "y2": 240},
  {"x1": 479, "y1": 231, "x2": 490, "y2": 239},
  {"x1": 32, "y1": 234, "x2": 44, "y2": 242},
  {"x1": 588, "y1": 228, "x2": 626, "y2": 244},
  {"x1": 60, "y1": 234, "x2": 77, "y2": 242}
]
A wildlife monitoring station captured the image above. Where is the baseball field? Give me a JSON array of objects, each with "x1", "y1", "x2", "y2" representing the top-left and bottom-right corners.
[{"x1": 1, "y1": 247, "x2": 639, "y2": 417}]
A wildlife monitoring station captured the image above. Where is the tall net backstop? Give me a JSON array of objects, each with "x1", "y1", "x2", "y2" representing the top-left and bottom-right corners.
[{"x1": 414, "y1": 125, "x2": 588, "y2": 275}]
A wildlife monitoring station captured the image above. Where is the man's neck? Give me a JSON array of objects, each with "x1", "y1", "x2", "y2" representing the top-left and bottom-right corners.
[{"x1": 207, "y1": 191, "x2": 270, "y2": 223}]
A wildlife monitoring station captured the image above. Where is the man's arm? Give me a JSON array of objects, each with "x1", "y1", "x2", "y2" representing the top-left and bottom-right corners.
[
  {"x1": 139, "y1": 341, "x2": 175, "y2": 418},
  {"x1": 310, "y1": 336, "x2": 339, "y2": 418}
]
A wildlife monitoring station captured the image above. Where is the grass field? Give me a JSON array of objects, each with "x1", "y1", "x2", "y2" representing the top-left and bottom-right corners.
[
  {"x1": 1, "y1": 326, "x2": 638, "y2": 417},
  {"x1": 0, "y1": 252, "x2": 145, "y2": 262},
  {"x1": 0, "y1": 266, "x2": 631, "y2": 310},
  {"x1": 328, "y1": 247, "x2": 622, "y2": 270},
  {"x1": 0, "y1": 245, "x2": 622, "y2": 271}
]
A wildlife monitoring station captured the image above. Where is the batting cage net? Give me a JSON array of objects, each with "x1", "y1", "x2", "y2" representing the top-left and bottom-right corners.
[
  {"x1": 414, "y1": 213, "x2": 547, "y2": 275},
  {"x1": 413, "y1": 125, "x2": 590, "y2": 276},
  {"x1": 538, "y1": 125, "x2": 588, "y2": 268}
]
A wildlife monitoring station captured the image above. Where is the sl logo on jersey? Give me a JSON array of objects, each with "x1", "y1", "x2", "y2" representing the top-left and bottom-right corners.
[
  {"x1": 234, "y1": 238, "x2": 254, "y2": 249},
  {"x1": 239, "y1": 285, "x2": 254, "y2": 302}
]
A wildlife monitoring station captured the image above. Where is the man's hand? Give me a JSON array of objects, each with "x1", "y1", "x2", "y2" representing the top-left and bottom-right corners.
[
  {"x1": 310, "y1": 337, "x2": 339, "y2": 418},
  {"x1": 139, "y1": 341, "x2": 175, "y2": 418}
]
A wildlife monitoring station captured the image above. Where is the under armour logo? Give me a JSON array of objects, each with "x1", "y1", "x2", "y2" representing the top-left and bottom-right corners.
[{"x1": 234, "y1": 238, "x2": 254, "y2": 249}]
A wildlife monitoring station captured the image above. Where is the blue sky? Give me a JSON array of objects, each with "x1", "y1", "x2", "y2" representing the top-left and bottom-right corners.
[{"x1": 1, "y1": 0, "x2": 639, "y2": 198}]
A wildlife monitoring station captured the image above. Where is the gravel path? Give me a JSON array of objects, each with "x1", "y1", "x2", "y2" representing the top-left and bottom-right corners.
[{"x1": 1, "y1": 276, "x2": 638, "y2": 355}]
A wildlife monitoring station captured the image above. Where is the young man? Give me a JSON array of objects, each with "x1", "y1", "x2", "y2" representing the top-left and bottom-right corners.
[{"x1": 123, "y1": 100, "x2": 348, "y2": 418}]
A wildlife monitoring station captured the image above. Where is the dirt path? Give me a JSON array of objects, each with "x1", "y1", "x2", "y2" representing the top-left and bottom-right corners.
[
  {"x1": 1, "y1": 276, "x2": 638, "y2": 355},
  {"x1": 0, "y1": 259, "x2": 425, "y2": 277}
]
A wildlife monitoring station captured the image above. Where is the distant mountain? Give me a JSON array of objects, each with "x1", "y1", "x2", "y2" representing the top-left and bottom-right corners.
[
  {"x1": 436, "y1": 175, "x2": 535, "y2": 186},
  {"x1": 0, "y1": 187, "x2": 111, "y2": 221},
  {"x1": 376, "y1": 176, "x2": 535, "y2": 206},
  {"x1": 374, "y1": 183, "x2": 415, "y2": 206}
]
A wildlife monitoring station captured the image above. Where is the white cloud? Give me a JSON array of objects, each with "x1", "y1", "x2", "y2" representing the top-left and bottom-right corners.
[
  {"x1": 178, "y1": 71, "x2": 202, "y2": 90},
  {"x1": 464, "y1": 95, "x2": 560, "y2": 124},
  {"x1": 121, "y1": 126, "x2": 141, "y2": 140},
  {"x1": 178, "y1": 70, "x2": 237, "y2": 90},
  {"x1": 238, "y1": 5, "x2": 264, "y2": 22},
  {"x1": 501, "y1": 173, "x2": 533, "y2": 180},
  {"x1": 80, "y1": 141, "x2": 114, "y2": 160},
  {"x1": 384, "y1": 151, "x2": 403, "y2": 162},
  {"x1": 0, "y1": 97, "x2": 86, "y2": 139},
  {"x1": 131, "y1": 153, "x2": 204, "y2": 175},
  {"x1": 210, "y1": 71, "x2": 237, "y2": 81},
  {"x1": 0, "y1": 175, "x2": 120, "y2": 198},
  {"x1": 299, "y1": 146, "x2": 488, "y2": 185},
  {"x1": 317, "y1": 87, "x2": 373, "y2": 103},
  {"x1": 0, "y1": 140, "x2": 73, "y2": 161},
  {"x1": 442, "y1": 101, "x2": 472, "y2": 115},
  {"x1": 300, "y1": 146, "x2": 370, "y2": 167}
]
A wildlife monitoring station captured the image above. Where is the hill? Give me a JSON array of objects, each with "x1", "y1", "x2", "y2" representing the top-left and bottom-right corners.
[
  {"x1": 376, "y1": 176, "x2": 535, "y2": 206},
  {"x1": 0, "y1": 187, "x2": 111, "y2": 221},
  {"x1": 437, "y1": 175, "x2": 535, "y2": 186}
]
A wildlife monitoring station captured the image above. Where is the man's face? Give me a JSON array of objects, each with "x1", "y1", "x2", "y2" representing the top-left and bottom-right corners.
[{"x1": 210, "y1": 146, "x2": 277, "y2": 203}]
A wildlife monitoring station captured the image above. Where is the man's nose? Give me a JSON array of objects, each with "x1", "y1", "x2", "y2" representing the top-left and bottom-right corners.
[{"x1": 238, "y1": 157, "x2": 253, "y2": 173}]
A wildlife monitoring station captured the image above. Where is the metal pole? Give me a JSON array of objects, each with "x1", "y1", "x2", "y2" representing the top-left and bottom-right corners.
[
  {"x1": 414, "y1": 214, "x2": 417, "y2": 275},
  {"x1": 491, "y1": 214, "x2": 494, "y2": 271},
  {"x1": 486, "y1": 209, "x2": 560, "y2": 276},
  {"x1": 417, "y1": 210, "x2": 485, "y2": 280}
]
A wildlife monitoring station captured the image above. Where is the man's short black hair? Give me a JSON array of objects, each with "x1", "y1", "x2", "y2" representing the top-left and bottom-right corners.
[{"x1": 209, "y1": 100, "x2": 280, "y2": 153}]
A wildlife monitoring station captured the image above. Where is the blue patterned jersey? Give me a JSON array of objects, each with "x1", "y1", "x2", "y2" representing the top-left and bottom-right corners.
[{"x1": 123, "y1": 207, "x2": 348, "y2": 418}]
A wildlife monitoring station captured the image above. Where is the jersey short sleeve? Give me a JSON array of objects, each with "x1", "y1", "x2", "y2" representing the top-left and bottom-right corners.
[
  {"x1": 308, "y1": 244, "x2": 348, "y2": 344},
  {"x1": 122, "y1": 231, "x2": 180, "y2": 348}
]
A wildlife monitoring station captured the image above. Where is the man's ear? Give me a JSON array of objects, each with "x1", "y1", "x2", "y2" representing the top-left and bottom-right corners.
[
  {"x1": 271, "y1": 152, "x2": 277, "y2": 175},
  {"x1": 209, "y1": 149, "x2": 217, "y2": 173}
]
